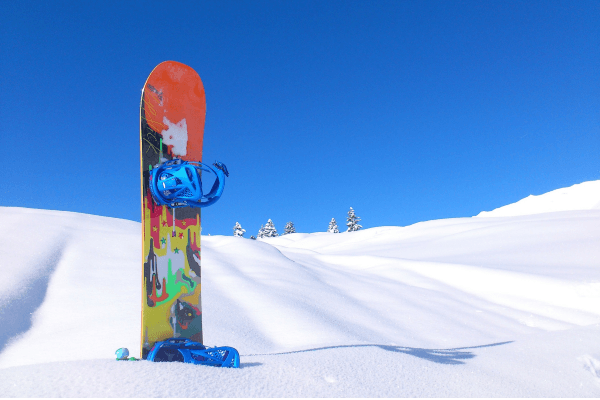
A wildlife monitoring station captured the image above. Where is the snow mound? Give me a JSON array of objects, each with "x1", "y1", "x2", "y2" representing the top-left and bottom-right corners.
[
  {"x1": 0, "y1": 207, "x2": 140, "y2": 368},
  {"x1": 477, "y1": 180, "x2": 600, "y2": 217},
  {"x1": 1, "y1": 196, "x2": 600, "y2": 396}
]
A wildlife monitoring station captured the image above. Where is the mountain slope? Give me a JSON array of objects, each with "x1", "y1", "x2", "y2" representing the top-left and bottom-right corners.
[
  {"x1": 0, "y1": 180, "x2": 599, "y2": 396},
  {"x1": 477, "y1": 180, "x2": 600, "y2": 217}
]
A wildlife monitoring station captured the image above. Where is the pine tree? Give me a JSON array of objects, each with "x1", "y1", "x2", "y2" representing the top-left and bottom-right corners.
[
  {"x1": 257, "y1": 224, "x2": 266, "y2": 238},
  {"x1": 283, "y1": 221, "x2": 296, "y2": 235},
  {"x1": 259, "y1": 219, "x2": 278, "y2": 238},
  {"x1": 346, "y1": 207, "x2": 362, "y2": 232},
  {"x1": 233, "y1": 222, "x2": 246, "y2": 237},
  {"x1": 250, "y1": 235, "x2": 256, "y2": 240},
  {"x1": 327, "y1": 218, "x2": 339, "y2": 233}
]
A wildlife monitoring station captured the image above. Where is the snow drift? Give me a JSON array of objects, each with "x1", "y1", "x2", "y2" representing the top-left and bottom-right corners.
[
  {"x1": 0, "y1": 181, "x2": 599, "y2": 397},
  {"x1": 477, "y1": 180, "x2": 600, "y2": 217}
]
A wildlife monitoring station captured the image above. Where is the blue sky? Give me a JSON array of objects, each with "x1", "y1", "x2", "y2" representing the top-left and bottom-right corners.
[{"x1": 2, "y1": 0, "x2": 599, "y2": 236}]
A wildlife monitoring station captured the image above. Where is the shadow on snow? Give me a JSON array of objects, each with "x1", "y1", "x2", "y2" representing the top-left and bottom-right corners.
[
  {"x1": 244, "y1": 341, "x2": 513, "y2": 365},
  {"x1": 0, "y1": 243, "x2": 66, "y2": 354}
]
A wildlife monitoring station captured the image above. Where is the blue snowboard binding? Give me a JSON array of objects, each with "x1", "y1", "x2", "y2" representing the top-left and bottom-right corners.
[
  {"x1": 146, "y1": 337, "x2": 240, "y2": 368},
  {"x1": 150, "y1": 158, "x2": 228, "y2": 209}
]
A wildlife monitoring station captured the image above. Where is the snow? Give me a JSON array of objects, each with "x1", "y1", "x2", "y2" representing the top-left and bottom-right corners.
[
  {"x1": 1, "y1": 181, "x2": 600, "y2": 396},
  {"x1": 477, "y1": 180, "x2": 600, "y2": 217}
]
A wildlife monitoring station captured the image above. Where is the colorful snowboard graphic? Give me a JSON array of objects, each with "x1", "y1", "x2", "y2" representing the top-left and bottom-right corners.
[{"x1": 140, "y1": 61, "x2": 206, "y2": 359}]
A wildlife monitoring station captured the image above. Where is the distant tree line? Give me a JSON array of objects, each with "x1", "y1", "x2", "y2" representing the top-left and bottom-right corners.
[{"x1": 232, "y1": 207, "x2": 362, "y2": 238}]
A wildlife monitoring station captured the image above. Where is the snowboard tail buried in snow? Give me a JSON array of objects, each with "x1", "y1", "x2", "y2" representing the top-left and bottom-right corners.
[{"x1": 140, "y1": 61, "x2": 206, "y2": 359}]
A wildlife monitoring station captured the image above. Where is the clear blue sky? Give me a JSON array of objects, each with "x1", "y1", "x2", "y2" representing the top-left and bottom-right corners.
[{"x1": 2, "y1": 0, "x2": 599, "y2": 236}]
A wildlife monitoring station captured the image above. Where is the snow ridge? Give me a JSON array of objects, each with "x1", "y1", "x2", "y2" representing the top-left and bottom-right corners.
[{"x1": 477, "y1": 180, "x2": 600, "y2": 217}]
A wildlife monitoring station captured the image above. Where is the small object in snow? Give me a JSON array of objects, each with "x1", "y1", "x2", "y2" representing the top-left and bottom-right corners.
[
  {"x1": 115, "y1": 347, "x2": 140, "y2": 361},
  {"x1": 116, "y1": 348, "x2": 129, "y2": 360}
]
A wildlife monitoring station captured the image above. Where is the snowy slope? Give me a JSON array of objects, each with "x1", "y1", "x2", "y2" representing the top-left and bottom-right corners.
[
  {"x1": 477, "y1": 180, "x2": 600, "y2": 217},
  {"x1": 1, "y1": 181, "x2": 600, "y2": 396}
]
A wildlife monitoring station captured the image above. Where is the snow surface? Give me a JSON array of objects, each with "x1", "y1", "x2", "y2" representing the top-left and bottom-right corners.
[
  {"x1": 1, "y1": 181, "x2": 600, "y2": 397},
  {"x1": 477, "y1": 180, "x2": 600, "y2": 217}
]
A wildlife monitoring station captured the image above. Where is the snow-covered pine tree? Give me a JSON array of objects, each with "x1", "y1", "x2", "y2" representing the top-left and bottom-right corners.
[
  {"x1": 327, "y1": 218, "x2": 339, "y2": 233},
  {"x1": 250, "y1": 235, "x2": 256, "y2": 240},
  {"x1": 257, "y1": 225, "x2": 266, "y2": 238},
  {"x1": 233, "y1": 222, "x2": 246, "y2": 237},
  {"x1": 260, "y1": 219, "x2": 278, "y2": 237},
  {"x1": 283, "y1": 221, "x2": 296, "y2": 235},
  {"x1": 346, "y1": 207, "x2": 362, "y2": 232}
]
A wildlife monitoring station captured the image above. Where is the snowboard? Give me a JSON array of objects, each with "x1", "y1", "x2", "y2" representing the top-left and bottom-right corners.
[{"x1": 140, "y1": 61, "x2": 206, "y2": 359}]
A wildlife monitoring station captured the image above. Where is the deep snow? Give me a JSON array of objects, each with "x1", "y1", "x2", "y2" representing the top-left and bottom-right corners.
[
  {"x1": 1, "y1": 181, "x2": 600, "y2": 397},
  {"x1": 477, "y1": 180, "x2": 600, "y2": 217}
]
